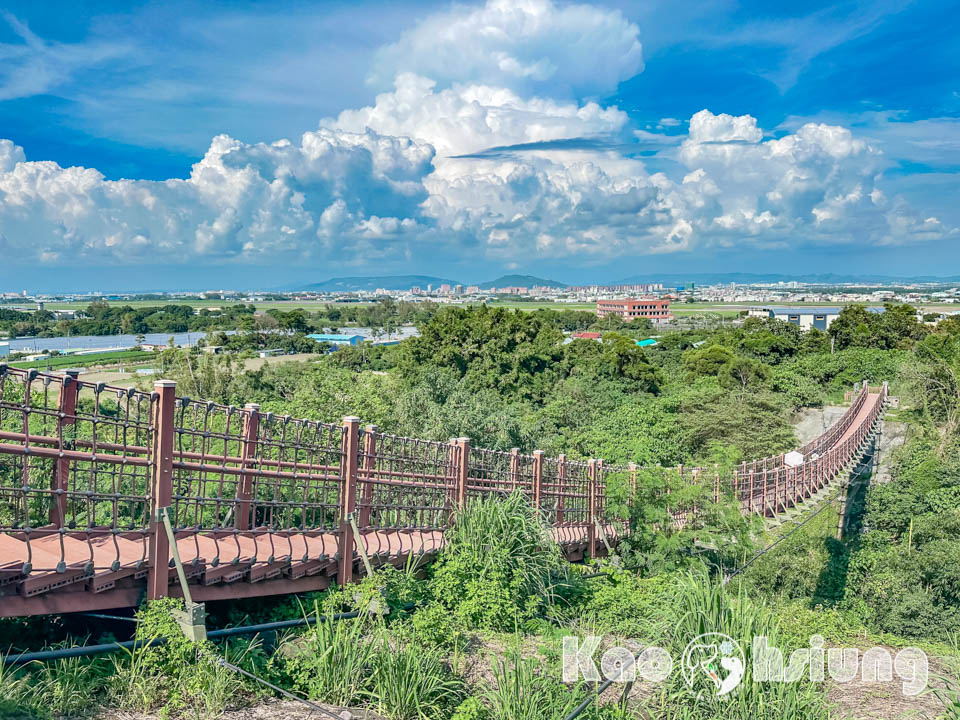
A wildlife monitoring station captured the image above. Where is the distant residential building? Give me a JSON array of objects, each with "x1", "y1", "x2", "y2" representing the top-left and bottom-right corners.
[
  {"x1": 466, "y1": 285, "x2": 480, "y2": 294},
  {"x1": 307, "y1": 333, "x2": 364, "y2": 346},
  {"x1": 454, "y1": 284, "x2": 464, "y2": 295},
  {"x1": 596, "y1": 297, "x2": 672, "y2": 323},
  {"x1": 439, "y1": 284, "x2": 452, "y2": 294},
  {"x1": 411, "y1": 286, "x2": 422, "y2": 295}
]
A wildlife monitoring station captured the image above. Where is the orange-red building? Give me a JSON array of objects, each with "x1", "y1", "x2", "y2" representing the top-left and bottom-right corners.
[{"x1": 596, "y1": 297, "x2": 672, "y2": 323}]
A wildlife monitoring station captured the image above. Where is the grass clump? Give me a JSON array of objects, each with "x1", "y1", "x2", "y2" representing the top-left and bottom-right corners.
[
  {"x1": 278, "y1": 613, "x2": 375, "y2": 707},
  {"x1": 646, "y1": 572, "x2": 829, "y2": 720},
  {"x1": 430, "y1": 491, "x2": 573, "y2": 630},
  {"x1": 368, "y1": 640, "x2": 465, "y2": 720},
  {"x1": 274, "y1": 599, "x2": 464, "y2": 720}
]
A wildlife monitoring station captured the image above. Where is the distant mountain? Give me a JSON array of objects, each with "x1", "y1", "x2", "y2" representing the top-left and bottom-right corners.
[
  {"x1": 303, "y1": 275, "x2": 461, "y2": 292},
  {"x1": 478, "y1": 274, "x2": 567, "y2": 289}
]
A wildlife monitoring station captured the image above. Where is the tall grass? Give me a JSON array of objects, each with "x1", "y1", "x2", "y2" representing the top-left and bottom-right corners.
[
  {"x1": 483, "y1": 655, "x2": 582, "y2": 720},
  {"x1": 280, "y1": 612, "x2": 375, "y2": 707},
  {"x1": 0, "y1": 654, "x2": 37, "y2": 718},
  {"x1": 108, "y1": 633, "x2": 165, "y2": 712},
  {"x1": 646, "y1": 572, "x2": 829, "y2": 720},
  {"x1": 27, "y1": 654, "x2": 110, "y2": 718},
  {"x1": 932, "y1": 671, "x2": 960, "y2": 719},
  {"x1": 367, "y1": 641, "x2": 463, "y2": 720}
]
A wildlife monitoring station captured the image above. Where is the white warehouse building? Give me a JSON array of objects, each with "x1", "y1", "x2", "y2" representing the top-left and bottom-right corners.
[{"x1": 748, "y1": 306, "x2": 884, "y2": 331}]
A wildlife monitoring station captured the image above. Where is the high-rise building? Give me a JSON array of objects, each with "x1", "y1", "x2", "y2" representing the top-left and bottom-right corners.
[
  {"x1": 454, "y1": 284, "x2": 464, "y2": 295},
  {"x1": 439, "y1": 283, "x2": 452, "y2": 294}
]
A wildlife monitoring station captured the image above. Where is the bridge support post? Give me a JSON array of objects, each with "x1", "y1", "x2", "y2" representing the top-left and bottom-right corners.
[
  {"x1": 556, "y1": 454, "x2": 566, "y2": 524},
  {"x1": 50, "y1": 370, "x2": 79, "y2": 527},
  {"x1": 236, "y1": 404, "x2": 260, "y2": 531},
  {"x1": 761, "y1": 467, "x2": 768, "y2": 516},
  {"x1": 587, "y1": 459, "x2": 598, "y2": 559},
  {"x1": 359, "y1": 425, "x2": 378, "y2": 528},
  {"x1": 147, "y1": 380, "x2": 176, "y2": 601},
  {"x1": 532, "y1": 450, "x2": 543, "y2": 513},
  {"x1": 455, "y1": 437, "x2": 470, "y2": 513},
  {"x1": 737, "y1": 462, "x2": 745, "y2": 512},
  {"x1": 338, "y1": 417, "x2": 361, "y2": 587},
  {"x1": 510, "y1": 448, "x2": 520, "y2": 491}
]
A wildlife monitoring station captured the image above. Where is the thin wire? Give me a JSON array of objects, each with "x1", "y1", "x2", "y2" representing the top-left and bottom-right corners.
[
  {"x1": 217, "y1": 658, "x2": 346, "y2": 720},
  {"x1": 725, "y1": 446, "x2": 877, "y2": 584}
]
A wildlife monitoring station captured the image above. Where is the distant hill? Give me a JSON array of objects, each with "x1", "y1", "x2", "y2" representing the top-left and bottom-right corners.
[
  {"x1": 478, "y1": 274, "x2": 567, "y2": 289},
  {"x1": 303, "y1": 275, "x2": 461, "y2": 292}
]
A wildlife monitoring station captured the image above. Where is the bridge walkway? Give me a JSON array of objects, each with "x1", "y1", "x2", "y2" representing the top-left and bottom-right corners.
[{"x1": 0, "y1": 366, "x2": 886, "y2": 616}]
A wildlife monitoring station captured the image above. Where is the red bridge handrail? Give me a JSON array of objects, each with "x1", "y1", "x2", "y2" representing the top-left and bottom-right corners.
[{"x1": 0, "y1": 364, "x2": 887, "y2": 599}]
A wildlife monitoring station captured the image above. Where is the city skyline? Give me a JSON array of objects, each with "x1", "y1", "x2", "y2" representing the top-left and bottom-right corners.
[{"x1": 1, "y1": 0, "x2": 958, "y2": 289}]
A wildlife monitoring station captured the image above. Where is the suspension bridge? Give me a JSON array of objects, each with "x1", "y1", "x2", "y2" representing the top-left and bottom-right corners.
[{"x1": 0, "y1": 365, "x2": 887, "y2": 617}]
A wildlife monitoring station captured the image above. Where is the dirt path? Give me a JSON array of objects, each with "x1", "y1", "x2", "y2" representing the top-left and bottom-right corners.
[
  {"x1": 97, "y1": 700, "x2": 384, "y2": 720},
  {"x1": 827, "y1": 648, "x2": 952, "y2": 719}
]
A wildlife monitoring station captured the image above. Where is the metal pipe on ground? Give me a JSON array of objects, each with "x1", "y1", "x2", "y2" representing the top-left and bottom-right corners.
[{"x1": 3, "y1": 607, "x2": 378, "y2": 665}]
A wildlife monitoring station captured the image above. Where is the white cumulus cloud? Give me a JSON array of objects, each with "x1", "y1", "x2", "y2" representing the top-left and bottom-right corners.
[
  {"x1": 369, "y1": 0, "x2": 643, "y2": 98},
  {"x1": 0, "y1": 129, "x2": 436, "y2": 264},
  {"x1": 0, "y1": 2, "x2": 954, "y2": 271}
]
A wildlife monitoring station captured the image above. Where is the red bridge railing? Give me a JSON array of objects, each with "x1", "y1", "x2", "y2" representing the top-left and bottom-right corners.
[{"x1": 0, "y1": 365, "x2": 886, "y2": 607}]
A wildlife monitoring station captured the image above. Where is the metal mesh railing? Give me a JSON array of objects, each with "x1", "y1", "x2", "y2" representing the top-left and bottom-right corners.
[{"x1": 0, "y1": 365, "x2": 888, "y2": 602}]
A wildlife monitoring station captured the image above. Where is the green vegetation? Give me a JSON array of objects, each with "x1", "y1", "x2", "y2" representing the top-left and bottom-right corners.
[
  {"x1": 430, "y1": 492, "x2": 571, "y2": 630},
  {"x1": 5, "y1": 301, "x2": 960, "y2": 719}
]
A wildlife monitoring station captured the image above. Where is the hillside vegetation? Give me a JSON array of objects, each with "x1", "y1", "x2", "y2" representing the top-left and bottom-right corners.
[{"x1": 2, "y1": 303, "x2": 959, "y2": 720}]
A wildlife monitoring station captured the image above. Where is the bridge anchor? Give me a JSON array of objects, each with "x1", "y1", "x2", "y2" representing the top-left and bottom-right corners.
[{"x1": 158, "y1": 506, "x2": 207, "y2": 642}]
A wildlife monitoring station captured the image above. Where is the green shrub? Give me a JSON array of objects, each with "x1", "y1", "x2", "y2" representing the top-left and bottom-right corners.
[
  {"x1": 567, "y1": 568, "x2": 675, "y2": 640},
  {"x1": 117, "y1": 598, "x2": 263, "y2": 717},
  {"x1": 842, "y1": 435, "x2": 960, "y2": 641},
  {"x1": 322, "y1": 563, "x2": 427, "y2": 618},
  {"x1": 406, "y1": 602, "x2": 468, "y2": 651},
  {"x1": 450, "y1": 696, "x2": 489, "y2": 720},
  {"x1": 430, "y1": 492, "x2": 571, "y2": 631}
]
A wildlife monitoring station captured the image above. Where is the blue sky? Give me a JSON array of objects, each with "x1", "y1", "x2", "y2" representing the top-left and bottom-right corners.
[{"x1": 0, "y1": 0, "x2": 958, "y2": 290}]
